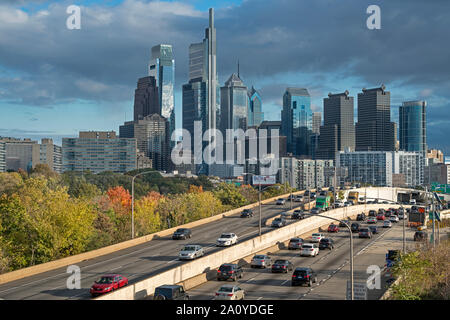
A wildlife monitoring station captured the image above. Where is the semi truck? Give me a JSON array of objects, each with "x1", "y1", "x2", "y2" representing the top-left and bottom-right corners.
[{"x1": 347, "y1": 191, "x2": 359, "y2": 205}]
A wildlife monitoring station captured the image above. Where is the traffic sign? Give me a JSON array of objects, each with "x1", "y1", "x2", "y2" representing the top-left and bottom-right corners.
[
  {"x1": 429, "y1": 211, "x2": 441, "y2": 222},
  {"x1": 346, "y1": 281, "x2": 367, "y2": 300},
  {"x1": 252, "y1": 175, "x2": 276, "y2": 186}
]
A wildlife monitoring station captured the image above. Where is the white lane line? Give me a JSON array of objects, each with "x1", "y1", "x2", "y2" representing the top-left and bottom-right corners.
[
  {"x1": 281, "y1": 279, "x2": 289, "y2": 285},
  {"x1": 257, "y1": 296, "x2": 263, "y2": 300}
]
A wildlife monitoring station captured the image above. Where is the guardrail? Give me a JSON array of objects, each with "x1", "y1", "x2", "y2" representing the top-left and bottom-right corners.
[{"x1": 96, "y1": 203, "x2": 401, "y2": 300}]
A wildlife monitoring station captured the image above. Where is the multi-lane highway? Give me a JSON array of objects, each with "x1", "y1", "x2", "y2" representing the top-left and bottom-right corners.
[
  {"x1": 186, "y1": 214, "x2": 422, "y2": 300},
  {"x1": 0, "y1": 198, "x2": 306, "y2": 300}
]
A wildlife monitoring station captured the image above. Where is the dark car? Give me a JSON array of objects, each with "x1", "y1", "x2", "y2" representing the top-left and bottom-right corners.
[
  {"x1": 414, "y1": 231, "x2": 428, "y2": 242},
  {"x1": 292, "y1": 210, "x2": 306, "y2": 220},
  {"x1": 240, "y1": 209, "x2": 254, "y2": 218},
  {"x1": 217, "y1": 263, "x2": 243, "y2": 281},
  {"x1": 153, "y1": 284, "x2": 189, "y2": 300},
  {"x1": 358, "y1": 227, "x2": 372, "y2": 239},
  {"x1": 356, "y1": 213, "x2": 366, "y2": 221},
  {"x1": 271, "y1": 217, "x2": 287, "y2": 228},
  {"x1": 385, "y1": 210, "x2": 392, "y2": 218},
  {"x1": 172, "y1": 228, "x2": 192, "y2": 240},
  {"x1": 291, "y1": 267, "x2": 317, "y2": 287},
  {"x1": 339, "y1": 219, "x2": 350, "y2": 228},
  {"x1": 319, "y1": 238, "x2": 334, "y2": 250},
  {"x1": 368, "y1": 226, "x2": 379, "y2": 234},
  {"x1": 368, "y1": 210, "x2": 377, "y2": 217},
  {"x1": 351, "y1": 222, "x2": 360, "y2": 233},
  {"x1": 310, "y1": 207, "x2": 321, "y2": 214},
  {"x1": 378, "y1": 208, "x2": 385, "y2": 215},
  {"x1": 310, "y1": 192, "x2": 316, "y2": 199},
  {"x1": 90, "y1": 274, "x2": 128, "y2": 297},
  {"x1": 288, "y1": 237, "x2": 304, "y2": 250},
  {"x1": 271, "y1": 259, "x2": 294, "y2": 273}
]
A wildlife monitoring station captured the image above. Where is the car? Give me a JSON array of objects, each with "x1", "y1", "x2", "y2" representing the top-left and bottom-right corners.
[
  {"x1": 250, "y1": 254, "x2": 272, "y2": 268},
  {"x1": 153, "y1": 284, "x2": 189, "y2": 300},
  {"x1": 240, "y1": 209, "x2": 253, "y2": 218},
  {"x1": 385, "y1": 210, "x2": 392, "y2": 218},
  {"x1": 339, "y1": 219, "x2": 349, "y2": 228},
  {"x1": 215, "y1": 285, "x2": 245, "y2": 300},
  {"x1": 271, "y1": 259, "x2": 294, "y2": 273},
  {"x1": 310, "y1": 233, "x2": 324, "y2": 242},
  {"x1": 294, "y1": 195, "x2": 304, "y2": 202},
  {"x1": 376, "y1": 213, "x2": 385, "y2": 221},
  {"x1": 288, "y1": 237, "x2": 304, "y2": 250},
  {"x1": 344, "y1": 201, "x2": 353, "y2": 207},
  {"x1": 378, "y1": 208, "x2": 385, "y2": 215},
  {"x1": 271, "y1": 217, "x2": 287, "y2": 228},
  {"x1": 90, "y1": 274, "x2": 128, "y2": 297},
  {"x1": 398, "y1": 212, "x2": 407, "y2": 220},
  {"x1": 319, "y1": 238, "x2": 334, "y2": 250},
  {"x1": 300, "y1": 243, "x2": 319, "y2": 257},
  {"x1": 368, "y1": 210, "x2": 377, "y2": 217},
  {"x1": 383, "y1": 220, "x2": 392, "y2": 228},
  {"x1": 216, "y1": 233, "x2": 238, "y2": 246},
  {"x1": 410, "y1": 199, "x2": 416, "y2": 205},
  {"x1": 367, "y1": 216, "x2": 377, "y2": 224},
  {"x1": 172, "y1": 228, "x2": 192, "y2": 240},
  {"x1": 358, "y1": 227, "x2": 372, "y2": 238},
  {"x1": 291, "y1": 267, "x2": 317, "y2": 287},
  {"x1": 179, "y1": 244, "x2": 204, "y2": 260},
  {"x1": 389, "y1": 215, "x2": 399, "y2": 223},
  {"x1": 356, "y1": 213, "x2": 366, "y2": 221},
  {"x1": 292, "y1": 210, "x2": 306, "y2": 219},
  {"x1": 310, "y1": 192, "x2": 316, "y2": 199},
  {"x1": 368, "y1": 225, "x2": 379, "y2": 234},
  {"x1": 217, "y1": 263, "x2": 243, "y2": 281},
  {"x1": 276, "y1": 198, "x2": 286, "y2": 205},
  {"x1": 334, "y1": 200, "x2": 344, "y2": 208},
  {"x1": 304, "y1": 190, "x2": 310, "y2": 197},
  {"x1": 414, "y1": 231, "x2": 428, "y2": 242},
  {"x1": 350, "y1": 222, "x2": 360, "y2": 233},
  {"x1": 310, "y1": 207, "x2": 321, "y2": 214},
  {"x1": 281, "y1": 211, "x2": 294, "y2": 219},
  {"x1": 327, "y1": 224, "x2": 339, "y2": 233}
]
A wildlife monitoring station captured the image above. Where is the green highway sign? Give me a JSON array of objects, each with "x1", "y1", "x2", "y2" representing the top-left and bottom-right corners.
[{"x1": 431, "y1": 183, "x2": 450, "y2": 194}]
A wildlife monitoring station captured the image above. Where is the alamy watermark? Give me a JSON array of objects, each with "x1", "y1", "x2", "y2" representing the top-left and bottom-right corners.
[
  {"x1": 66, "y1": 265, "x2": 81, "y2": 289},
  {"x1": 66, "y1": 5, "x2": 81, "y2": 30},
  {"x1": 366, "y1": 5, "x2": 381, "y2": 30}
]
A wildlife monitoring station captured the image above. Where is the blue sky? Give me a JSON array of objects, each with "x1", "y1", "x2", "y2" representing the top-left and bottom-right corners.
[{"x1": 0, "y1": 0, "x2": 449, "y2": 154}]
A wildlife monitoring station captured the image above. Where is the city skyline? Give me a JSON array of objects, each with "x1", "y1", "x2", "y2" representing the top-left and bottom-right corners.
[{"x1": 0, "y1": 0, "x2": 449, "y2": 155}]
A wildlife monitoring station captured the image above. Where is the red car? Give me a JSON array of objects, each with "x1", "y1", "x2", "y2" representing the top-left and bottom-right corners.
[
  {"x1": 327, "y1": 224, "x2": 339, "y2": 233},
  {"x1": 376, "y1": 214, "x2": 385, "y2": 221},
  {"x1": 90, "y1": 274, "x2": 128, "y2": 297}
]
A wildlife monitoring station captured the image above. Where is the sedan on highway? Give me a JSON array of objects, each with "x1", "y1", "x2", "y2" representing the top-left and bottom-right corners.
[
  {"x1": 216, "y1": 233, "x2": 238, "y2": 247},
  {"x1": 327, "y1": 224, "x2": 339, "y2": 233},
  {"x1": 351, "y1": 222, "x2": 360, "y2": 233},
  {"x1": 288, "y1": 237, "x2": 304, "y2": 250},
  {"x1": 276, "y1": 198, "x2": 286, "y2": 205},
  {"x1": 90, "y1": 274, "x2": 128, "y2": 297},
  {"x1": 310, "y1": 233, "x2": 324, "y2": 242},
  {"x1": 319, "y1": 238, "x2": 334, "y2": 250},
  {"x1": 179, "y1": 244, "x2": 204, "y2": 260},
  {"x1": 271, "y1": 259, "x2": 294, "y2": 273},
  {"x1": 172, "y1": 228, "x2": 192, "y2": 240},
  {"x1": 389, "y1": 215, "x2": 399, "y2": 223},
  {"x1": 281, "y1": 211, "x2": 293, "y2": 219},
  {"x1": 271, "y1": 217, "x2": 287, "y2": 228},
  {"x1": 215, "y1": 285, "x2": 245, "y2": 300},
  {"x1": 383, "y1": 220, "x2": 393, "y2": 228},
  {"x1": 310, "y1": 207, "x2": 321, "y2": 214},
  {"x1": 300, "y1": 243, "x2": 319, "y2": 257},
  {"x1": 217, "y1": 264, "x2": 243, "y2": 281},
  {"x1": 294, "y1": 195, "x2": 303, "y2": 202},
  {"x1": 339, "y1": 220, "x2": 350, "y2": 228},
  {"x1": 291, "y1": 267, "x2": 317, "y2": 287},
  {"x1": 250, "y1": 254, "x2": 272, "y2": 268},
  {"x1": 376, "y1": 213, "x2": 386, "y2": 221},
  {"x1": 240, "y1": 209, "x2": 253, "y2": 218},
  {"x1": 367, "y1": 216, "x2": 378, "y2": 224},
  {"x1": 368, "y1": 226, "x2": 379, "y2": 234},
  {"x1": 292, "y1": 210, "x2": 306, "y2": 219},
  {"x1": 358, "y1": 227, "x2": 372, "y2": 239}
]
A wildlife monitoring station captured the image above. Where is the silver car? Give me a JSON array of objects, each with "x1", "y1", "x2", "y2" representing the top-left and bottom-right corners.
[
  {"x1": 276, "y1": 198, "x2": 286, "y2": 205},
  {"x1": 215, "y1": 285, "x2": 245, "y2": 300},
  {"x1": 281, "y1": 211, "x2": 293, "y2": 219},
  {"x1": 250, "y1": 254, "x2": 272, "y2": 268},
  {"x1": 179, "y1": 244, "x2": 204, "y2": 260}
]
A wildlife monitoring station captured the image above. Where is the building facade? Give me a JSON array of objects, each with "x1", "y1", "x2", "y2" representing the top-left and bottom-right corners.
[
  {"x1": 31, "y1": 138, "x2": 63, "y2": 173},
  {"x1": 220, "y1": 73, "x2": 248, "y2": 133},
  {"x1": 279, "y1": 157, "x2": 334, "y2": 190},
  {"x1": 0, "y1": 140, "x2": 5, "y2": 172},
  {"x1": 399, "y1": 100, "x2": 427, "y2": 158},
  {"x1": 426, "y1": 149, "x2": 444, "y2": 165},
  {"x1": 281, "y1": 88, "x2": 313, "y2": 156},
  {"x1": 2, "y1": 137, "x2": 37, "y2": 172},
  {"x1": 247, "y1": 86, "x2": 263, "y2": 127},
  {"x1": 133, "y1": 76, "x2": 160, "y2": 121},
  {"x1": 62, "y1": 131, "x2": 137, "y2": 174},
  {"x1": 355, "y1": 85, "x2": 396, "y2": 151}
]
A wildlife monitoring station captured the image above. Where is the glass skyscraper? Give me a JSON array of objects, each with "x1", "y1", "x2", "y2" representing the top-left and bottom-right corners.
[
  {"x1": 220, "y1": 73, "x2": 248, "y2": 133},
  {"x1": 281, "y1": 88, "x2": 313, "y2": 156},
  {"x1": 247, "y1": 86, "x2": 263, "y2": 127},
  {"x1": 399, "y1": 100, "x2": 427, "y2": 157}
]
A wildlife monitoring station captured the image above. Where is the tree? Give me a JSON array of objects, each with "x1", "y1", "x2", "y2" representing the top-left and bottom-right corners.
[
  {"x1": 30, "y1": 164, "x2": 58, "y2": 179},
  {"x1": 213, "y1": 183, "x2": 248, "y2": 209},
  {"x1": 0, "y1": 172, "x2": 23, "y2": 196}
]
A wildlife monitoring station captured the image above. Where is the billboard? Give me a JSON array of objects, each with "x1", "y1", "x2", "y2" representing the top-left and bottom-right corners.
[{"x1": 252, "y1": 175, "x2": 276, "y2": 186}]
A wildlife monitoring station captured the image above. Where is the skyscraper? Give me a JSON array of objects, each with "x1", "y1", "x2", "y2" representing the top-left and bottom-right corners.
[
  {"x1": 281, "y1": 87, "x2": 312, "y2": 156},
  {"x1": 317, "y1": 91, "x2": 355, "y2": 160},
  {"x1": 133, "y1": 76, "x2": 159, "y2": 121},
  {"x1": 0, "y1": 140, "x2": 5, "y2": 172},
  {"x1": 248, "y1": 86, "x2": 263, "y2": 127},
  {"x1": 220, "y1": 73, "x2": 248, "y2": 133},
  {"x1": 399, "y1": 100, "x2": 427, "y2": 157},
  {"x1": 312, "y1": 112, "x2": 322, "y2": 135},
  {"x1": 355, "y1": 85, "x2": 396, "y2": 151},
  {"x1": 148, "y1": 44, "x2": 175, "y2": 144}
]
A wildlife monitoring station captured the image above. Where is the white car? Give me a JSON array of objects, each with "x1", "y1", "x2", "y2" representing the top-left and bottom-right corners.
[
  {"x1": 215, "y1": 285, "x2": 245, "y2": 300},
  {"x1": 398, "y1": 213, "x2": 407, "y2": 220},
  {"x1": 383, "y1": 220, "x2": 393, "y2": 228},
  {"x1": 294, "y1": 195, "x2": 303, "y2": 202},
  {"x1": 300, "y1": 243, "x2": 319, "y2": 257},
  {"x1": 310, "y1": 233, "x2": 324, "y2": 243},
  {"x1": 334, "y1": 201, "x2": 344, "y2": 208},
  {"x1": 216, "y1": 233, "x2": 238, "y2": 247},
  {"x1": 389, "y1": 215, "x2": 399, "y2": 223},
  {"x1": 276, "y1": 198, "x2": 286, "y2": 205},
  {"x1": 179, "y1": 244, "x2": 204, "y2": 260}
]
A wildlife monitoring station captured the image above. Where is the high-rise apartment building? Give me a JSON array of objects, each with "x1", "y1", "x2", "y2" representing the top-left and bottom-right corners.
[
  {"x1": 0, "y1": 140, "x2": 5, "y2": 172},
  {"x1": 2, "y1": 137, "x2": 37, "y2": 171},
  {"x1": 355, "y1": 85, "x2": 396, "y2": 151},
  {"x1": 399, "y1": 100, "x2": 427, "y2": 158},
  {"x1": 281, "y1": 88, "x2": 312, "y2": 156},
  {"x1": 426, "y1": 149, "x2": 444, "y2": 165},
  {"x1": 120, "y1": 114, "x2": 170, "y2": 172},
  {"x1": 62, "y1": 131, "x2": 137, "y2": 174},
  {"x1": 32, "y1": 138, "x2": 63, "y2": 173},
  {"x1": 317, "y1": 91, "x2": 355, "y2": 160},
  {"x1": 133, "y1": 76, "x2": 160, "y2": 121},
  {"x1": 148, "y1": 44, "x2": 175, "y2": 144},
  {"x1": 312, "y1": 112, "x2": 321, "y2": 134},
  {"x1": 247, "y1": 86, "x2": 263, "y2": 127},
  {"x1": 279, "y1": 157, "x2": 334, "y2": 190}
]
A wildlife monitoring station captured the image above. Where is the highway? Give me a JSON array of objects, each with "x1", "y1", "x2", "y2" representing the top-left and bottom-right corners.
[
  {"x1": 0, "y1": 198, "x2": 306, "y2": 300},
  {"x1": 186, "y1": 213, "x2": 424, "y2": 300}
]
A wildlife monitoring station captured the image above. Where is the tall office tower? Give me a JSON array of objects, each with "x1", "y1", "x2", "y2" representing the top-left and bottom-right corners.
[
  {"x1": 148, "y1": 44, "x2": 175, "y2": 144},
  {"x1": 0, "y1": 140, "x2": 5, "y2": 172},
  {"x1": 62, "y1": 131, "x2": 137, "y2": 174},
  {"x1": 133, "y1": 76, "x2": 160, "y2": 121},
  {"x1": 317, "y1": 91, "x2": 355, "y2": 160},
  {"x1": 247, "y1": 86, "x2": 263, "y2": 127},
  {"x1": 220, "y1": 73, "x2": 248, "y2": 133},
  {"x1": 120, "y1": 114, "x2": 170, "y2": 172},
  {"x1": 355, "y1": 85, "x2": 396, "y2": 151},
  {"x1": 281, "y1": 88, "x2": 312, "y2": 156},
  {"x1": 312, "y1": 112, "x2": 322, "y2": 134},
  {"x1": 32, "y1": 138, "x2": 63, "y2": 173},
  {"x1": 182, "y1": 8, "x2": 219, "y2": 175},
  {"x1": 399, "y1": 100, "x2": 427, "y2": 158}
]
